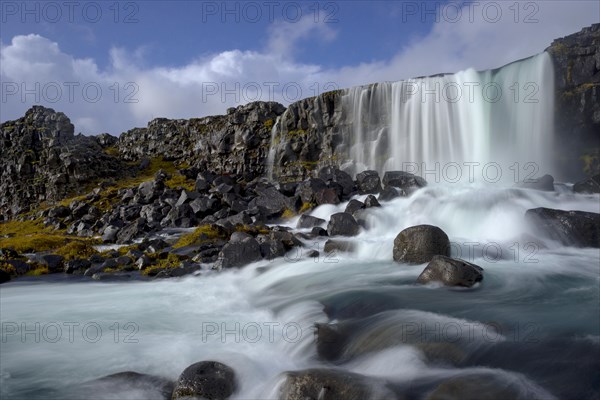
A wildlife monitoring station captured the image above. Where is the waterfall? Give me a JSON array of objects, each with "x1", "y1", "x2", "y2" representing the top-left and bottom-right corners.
[{"x1": 340, "y1": 52, "x2": 555, "y2": 181}]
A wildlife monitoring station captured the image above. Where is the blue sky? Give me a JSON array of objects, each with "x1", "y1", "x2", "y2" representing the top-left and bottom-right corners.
[{"x1": 1, "y1": 1, "x2": 598, "y2": 134}]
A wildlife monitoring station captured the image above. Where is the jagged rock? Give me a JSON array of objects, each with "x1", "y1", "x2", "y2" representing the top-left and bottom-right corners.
[
  {"x1": 101, "y1": 225, "x2": 121, "y2": 243},
  {"x1": 278, "y1": 368, "x2": 395, "y2": 400},
  {"x1": 525, "y1": 207, "x2": 600, "y2": 247},
  {"x1": 34, "y1": 254, "x2": 65, "y2": 273},
  {"x1": 382, "y1": 171, "x2": 427, "y2": 191},
  {"x1": 327, "y1": 213, "x2": 360, "y2": 237},
  {"x1": 393, "y1": 225, "x2": 450, "y2": 264},
  {"x1": 64, "y1": 259, "x2": 91, "y2": 274},
  {"x1": 250, "y1": 185, "x2": 293, "y2": 218},
  {"x1": 356, "y1": 170, "x2": 382, "y2": 194},
  {"x1": 345, "y1": 199, "x2": 365, "y2": 214},
  {"x1": 378, "y1": 187, "x2": 403, "y2": 202},
  {"x1": 319, "y1": 167, "x2": 355, "y2": 198},
  {"x1": 172, "y1": 361, "x2": 236, "y2": 400},
  {"x1": 116, "y1": 218, "x2": 148, "y2": 244},
  {"x1": 297, "y1": 214, "x2": 326, "y2": 229},
  {"x1": 417, "y1": 255, "x2": 484, "y2": 287},
  {"x1": 364, "y1": 195, "x2": 381, "y2": 208},
  {"x1": 214, "y1": 237, "x2": 262, "y2": 269},
  {"x1": 47, "y1": 206, "x2": 70, "y2": 218},
  {"x1": 573, "y1": 174, "x2": 600, "y2": 193},
  {"x1": 315, "y1": 188, "x2": 340, "y2": 205},
  {"x1": 296, "y1": 178, "x2": 328, "y2": 204},
  {"x1": 515, "y1": 174, "x2": 555, "y2": 191},
  {"x1": 0, "y1": 106, "x2": 129, "y2": 218}
]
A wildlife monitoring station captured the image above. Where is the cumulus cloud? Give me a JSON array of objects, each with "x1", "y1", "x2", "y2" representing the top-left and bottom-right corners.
[{"x1": 1, "y1": 1, "x2": 597, "y2": 135}]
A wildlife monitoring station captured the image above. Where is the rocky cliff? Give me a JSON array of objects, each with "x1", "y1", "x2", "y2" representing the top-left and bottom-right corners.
[
  {"x1": 0, "y1": 106, "x2": 129, "y2": 220},
  {"x1": 1, "y1": 25, "x2": 598, "y2": 220},
  {"x1": 546, "y1": 23, "x2": 600, "y2": 178}
]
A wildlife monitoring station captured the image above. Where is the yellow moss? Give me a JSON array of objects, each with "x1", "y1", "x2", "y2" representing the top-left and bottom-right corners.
[
  {"x1": 264, "y1": 119, "x2": 274, "y2": 130},
  {"x1": 54, "y1": 241, "x2": 98, "y2": 261},
  {"x1": 299, "y1": 202, "x2": 316, "y2": 213},
  {"x1": 174, "y1": 225, "x2": 226, "y2": 248},
  {"x1": 25, "y1": 266, "x2": 49, "y2": 276},
  {"x1": 0, "y1": 234, "x2": 70, "y2": 254},
  {"x1": 142, "y1": 253, "x2": 183, "y2": 276},
  {"x1": 281, "y1": 208, "x2": 296, "y2": 219},
  {"x1": 0, "y1": 262, "x2": 17, "y2": 275},
  {"x1": 165, "y1": 174, "x2": 195, "y2": 191},
  {"x1": 235, "y1": 224, "x2": 270, "y2": 235},
  {"x1": 103, "y1": 146, "x2": 120, "y2": 157},
  {"x1": 287, "y1": 129, "x2": 308, "y2": 137}
]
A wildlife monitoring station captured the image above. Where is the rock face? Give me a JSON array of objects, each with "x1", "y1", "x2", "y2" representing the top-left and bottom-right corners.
[
  {"x1": 278, "y1": 369, "x2": 396, "y2": 400},
  {"x1": 0, "y1": 106, "x2": 128, "y2": 219},
  {"x1": 118, "y1": 101, "x2": 285, "y2": 181},
  {"x1": 547, "y1": 23, "x2": 600, "y2": 179},
  {"x1": 417, "y1": 256, "x2": 484, "y2": 287},
  {"x1": 525, "y1": 207, "x2": 600, "y2": 247},
  {"x1": 573, "y1": 174, "x2": 600, "y2": 193},
  {"x1": 393, "y1": 225, "x2": 450, "y2": 264},
  {"x1": 172, "y1": 361, "x2": 236, "y2": 400}
]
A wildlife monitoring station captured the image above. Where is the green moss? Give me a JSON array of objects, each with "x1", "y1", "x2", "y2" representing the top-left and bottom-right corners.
[
  {"x1": 54, "y1": 241, "x2": 98, "y2": 261},
  {"x1": 0, "y1": 262, "x2": 17, "y2": 275},
  {"x1": 25, "y1": 266, "x2": 49, "y2": 276},
  {"x1": 174, "y1": 225, "x2": 226, "y2": 248},
  {"x1": 165, "y1": 174, "x2": 195, "y2": 191},
  {"x1": 287, "y1": 129, "x2": 308, "y2": 137},
  {"x1": 103, "y1": 146, "x2": 120, "y2": 157},
  {"x1": 142, "y1": 253, "x2": 183, "y2": 276}
]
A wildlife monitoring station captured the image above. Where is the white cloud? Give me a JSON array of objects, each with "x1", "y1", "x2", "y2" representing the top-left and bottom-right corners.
[{"x1": 1, "y1": 1, "x2": 597, "y2": 135}]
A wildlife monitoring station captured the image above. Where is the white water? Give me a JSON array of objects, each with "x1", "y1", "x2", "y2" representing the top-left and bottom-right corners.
[
  {"x1": 2, "y1": 52, "x2": 599, "y2": 399},
  {"x1": 341, "y1": 53, "x2": 555, "y2": 180}
]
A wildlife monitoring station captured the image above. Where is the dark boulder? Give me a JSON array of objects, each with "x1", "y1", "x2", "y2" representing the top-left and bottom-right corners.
[
  {"x1": 297, "y1": 214, "x2": 326, "y2": 229},
  {"x1": 345, "y1": 199, "x2": 365, "y2": 215},
  {"x1": 364, "y1": 195, "x2": 381, "y2": 208},
  {"x1": 35, "y1": 254, "x2": 65, "y2": 273},
  {"x1": 278, "y1": 368, "x2": 395, "y2": 400},
  {"x1": 378, "y1": 187, "x2": 403, "y2": 202},
  {"x1": 393, "y1": 225, "x2": 450, "y2": 264},
  {"x1": 116, "y1": 218, "x2": 148, "y2": 244},
  {"x1": 382, "y1": 171, "x2": 426, "y2": 192},
  {"x1": 314, "y1": 188, "x2": 341, "y2": 205},
  {"x1": 356, "y1": 170, "x2": 382, "y2": 194},
  {"x1": 327, "y1": 213, "x2": 360, "y2": 237},
  {"x1": 64, "y1": 259, "x2": 91, "y2": 274},
  {"x1": 417, "y1": 255, "x2": 483, "y2": 287},
  {"x1": 250, "y1": 186, "x2": 292, "y2": 218},
  {"x1": 172, "y1": 361, "x2": 236, "y2": 400},
  {"x1": 214, "y1": 237, "x2": 262, "y2": 269},
  {"x1": 319, "y1": 167, "x2": 355, "y2": 198},
  {"x1": 573, "y1": 174, "x2": 600, "y2": 194},
  {"x1": 525, "y1": 207, "x2": 600, "y2": 247},
  {"x1": 296, "y1": 178, "x2": 328, "y2": 204}
]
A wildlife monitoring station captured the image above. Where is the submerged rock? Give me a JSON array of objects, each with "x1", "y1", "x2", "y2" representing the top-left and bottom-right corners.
[
  {"x1": 327, "y1": 213, "x2": 360, "y2": 237},
  {"x1": 172, "y1": 361, "x2": 236, "y2": 400},
  {"x1": 74, "y1": 371, "x2": 174, "y2": 400},
  {"x1": 393, "y1": 225, "x2": 450, "y2": 264},
  {"x1": 278, "y1": 368, "x2": 396, "y2": 400},
  {"x1": 297, "y1": 214, "x2": 326, "y2": 229},
  {"x1": 525, "y1": 207, "x2": 600, "y2": 247},
  {"x1": 417, "y1": 256, "x2": 483, "y2": 287}
]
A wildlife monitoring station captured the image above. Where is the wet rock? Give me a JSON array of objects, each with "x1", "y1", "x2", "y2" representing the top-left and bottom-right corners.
[
  {"x1": 92, "y1": 272, "x2": 133, "y2": 281},
  {"x1": 515, "y1": 174, "x2": 555, "y2": 191},
  {"x1": 297, "y1": 214, "x2": 326, "y2": 229},
  {"x1": 356, "y1": 170, "x2": 382, "y2": 194},
  {"x1": 573, "y1": 174, "x2": 600, "y2": 193},
  {"x1": 34, "y1": 254, "x2": 65, "y2": 273},
  {"x1": 296, "y1": 178, "x2": 328, "y2": 204},
  {"x1": 327, "y1": 213, "x2": 360, "y2": 237},
  {"x1": 525, "y1": 207, "x2": 600, "y2": 247},
  {"x1": 378, "y1": 186, "x2": 403, "y2": 202},
  {"x1": 214, "y1": 237, "x2": 262, "y2": 269},
  {"x1": 172, "y1": 361, "x2": 236, "y2": 400},
  {"x1": 319, "y1": 167, "x2": 355, "y2": 198},
  {"x1": 249, "y1": 185, "x2": 292, "y2": 218},
  {"x1": 64, "y1": 259, "x2": 91, "y2": 274},
  {"x1": 315, "y1": 187, "x2": 341, "y2": 205},
  {"x1": 278, "y1": 368, "x2": 396, "y2": 400},
  {"x1": 311, "y1": 227, "x2": 328, "y2": 236},
  {"x1": 324, "y1": 240, "x2": 356, "y2": 254},
  {"x1": 75, "y1": 371, "x2": 174, "y2": 400},
  {"x1": 260, "y1": 239, "x2": 287, "y2": 260},
  {"x1": 345, "y1": 199, "x2": 365, "y2": 215},
  {"x1": 393, "y1": 225, "x2": 450, "y2": 264},
  {"x1": 417, "y1": 256, "x2": 484, "y2": 287},
  {"x1": 364, "y1": 194, "x2": 381, "y2": 208},
  {"x1": 382, "y1": 171, "x2": 427, "y2": 192},
  {"x1": 136, "y1": 255, "x2": 152, "y2": 270}
]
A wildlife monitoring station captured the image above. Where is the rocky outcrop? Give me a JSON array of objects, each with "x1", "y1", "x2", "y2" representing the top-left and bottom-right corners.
[
  {"x1": 118, "y1": 101, "x2": 285, "y2": 181},
  {"x1": 0, "y1": 106, "x2": 128, "y2": 219},
  {"x1": 547, "y1": 23, "x2": 600, "y2": 179},
  {"x1": 525, "y1": 207, "x2": 600, "y2": 247}
]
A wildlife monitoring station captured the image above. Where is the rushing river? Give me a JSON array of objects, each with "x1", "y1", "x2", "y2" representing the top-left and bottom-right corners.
[{"x1": 1, "y1": 183, "x2": 599, "y2": 399}]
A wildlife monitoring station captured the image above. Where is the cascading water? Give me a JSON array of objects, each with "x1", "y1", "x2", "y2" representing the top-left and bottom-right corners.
[
  {"x1": 340, "y1": 52, "x2": 555, "y2": 180},
  {"x1": 1, "y1": 52, "x2": 598, "y2": 400}
]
